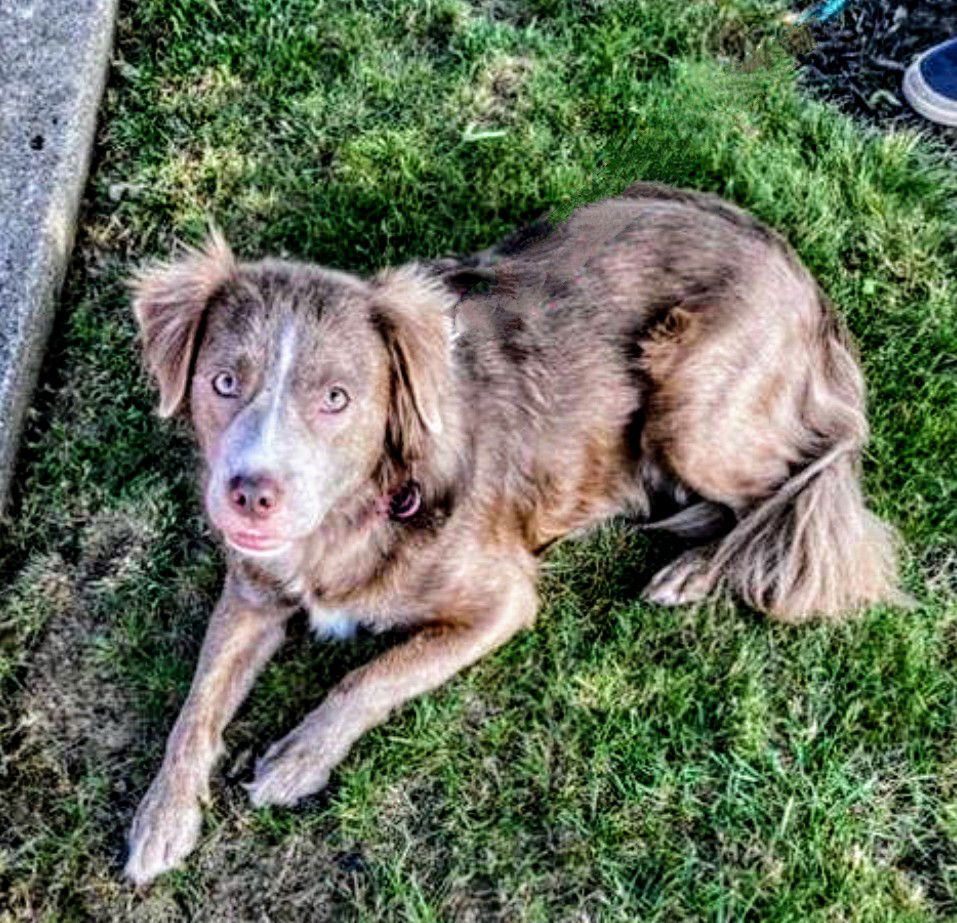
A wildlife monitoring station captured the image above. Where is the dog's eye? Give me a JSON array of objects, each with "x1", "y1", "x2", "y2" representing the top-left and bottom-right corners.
[
  {"x1": 321, "y1": 386, "x2": 350, "y2": 413},
  {"x1": 212, "y1": 371, "x2": 239, "y2": 398}
]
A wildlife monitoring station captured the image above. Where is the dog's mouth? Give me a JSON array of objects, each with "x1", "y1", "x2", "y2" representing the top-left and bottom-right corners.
[{"x1": 223, "y1": 528, "x2": 293, "y2": 557}]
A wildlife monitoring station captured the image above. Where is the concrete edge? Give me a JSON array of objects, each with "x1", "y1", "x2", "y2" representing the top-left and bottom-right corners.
[{"x1": 0, "y1": 0, "x2": 119, "y2": 514}]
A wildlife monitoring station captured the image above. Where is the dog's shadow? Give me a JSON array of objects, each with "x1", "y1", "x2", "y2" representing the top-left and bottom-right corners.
[
  {"x1": 215, "y1": 520, "x2": 680, "y2": 763},
  {"x1": 221, "y1": 616, "x2": 399, "y2": 772},
  {"x1": 539, "y1": 519, "x2": 689, "y2": 607}
]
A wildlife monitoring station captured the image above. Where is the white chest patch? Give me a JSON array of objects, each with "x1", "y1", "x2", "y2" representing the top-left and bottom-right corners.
[
  {"x1": 274, "y1": 571, "x2": 365, "y2": 641},
  {"x1": 305, "y1": 598, "x2": 362, "y2": 641}
]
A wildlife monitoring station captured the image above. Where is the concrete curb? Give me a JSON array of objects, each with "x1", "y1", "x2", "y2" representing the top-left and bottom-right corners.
[{"x1": 0, "y1": 0, "x2": 118, "y2": 512}]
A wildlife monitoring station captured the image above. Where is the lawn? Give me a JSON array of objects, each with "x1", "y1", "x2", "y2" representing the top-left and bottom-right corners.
[{"x1": 1, "y1": 0, "x2": 956, "y2": 919}]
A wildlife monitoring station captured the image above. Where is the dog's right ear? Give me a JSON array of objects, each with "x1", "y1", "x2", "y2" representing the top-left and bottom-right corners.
[{"x1": 131, "y1": 232, "x2": 236, "y2": 418}]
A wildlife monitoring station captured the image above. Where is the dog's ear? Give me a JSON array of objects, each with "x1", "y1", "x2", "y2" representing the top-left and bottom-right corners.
[
  {"x1": 371, "y1": 266, "x2": 456, "y2": 464},
  {"x1": 131, "y1": 231, "x2": 236, "y2": 418}
]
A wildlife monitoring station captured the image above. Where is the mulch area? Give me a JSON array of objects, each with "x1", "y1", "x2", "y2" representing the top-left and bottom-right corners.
[{"x1": 797, "y1": 0, "x2": 957, "y2": 153}]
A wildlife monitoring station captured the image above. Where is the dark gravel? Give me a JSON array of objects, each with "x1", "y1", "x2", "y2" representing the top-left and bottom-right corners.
[{"x1": 798, "y1": 0, "x2": 957, "y2": 153}]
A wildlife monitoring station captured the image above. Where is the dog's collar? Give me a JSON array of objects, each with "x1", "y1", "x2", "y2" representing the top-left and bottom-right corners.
[{"x1": 386, "y1": 479, "x2": 422, "y2": 521}]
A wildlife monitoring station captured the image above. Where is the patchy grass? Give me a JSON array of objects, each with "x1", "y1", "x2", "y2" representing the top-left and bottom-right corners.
[{"x1": 1, "y1": 0, "x2": 956, "y2": 919}]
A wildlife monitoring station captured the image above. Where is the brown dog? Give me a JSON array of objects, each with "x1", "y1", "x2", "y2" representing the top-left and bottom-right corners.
[{"x1": 123, "y1": 183, "x2": 901, "y2": 884}]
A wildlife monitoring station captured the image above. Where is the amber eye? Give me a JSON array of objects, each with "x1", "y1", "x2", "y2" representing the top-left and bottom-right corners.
[
  {"x1": 212, "y1": 371, "x2": 239, "y2": 397},
  {"x1": 321, "y1": 386, "x2": 350, "y2": 413}
]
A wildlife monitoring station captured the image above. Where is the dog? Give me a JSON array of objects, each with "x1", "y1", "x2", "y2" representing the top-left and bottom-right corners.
[{"x1": 123, "y1": 183, "x2": 902, "y2": 884}]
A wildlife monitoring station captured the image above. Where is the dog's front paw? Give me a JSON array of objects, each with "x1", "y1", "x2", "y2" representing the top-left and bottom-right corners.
[
  {"x1": 245, "y1": 726, "x2": 335, "y2": 808},
  {"x1": 124, "y1": 772, "x2": 204, "y2": 886}
]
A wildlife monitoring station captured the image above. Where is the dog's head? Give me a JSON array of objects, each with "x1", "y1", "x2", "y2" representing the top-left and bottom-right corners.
[{"x1": 132, "y1": 234, "x2": 456, "y2": 559}]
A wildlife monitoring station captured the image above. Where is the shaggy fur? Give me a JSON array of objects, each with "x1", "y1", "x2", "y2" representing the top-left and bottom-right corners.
[{"x1": 123, "y1": 183, "x2": 903, "y2": 885}]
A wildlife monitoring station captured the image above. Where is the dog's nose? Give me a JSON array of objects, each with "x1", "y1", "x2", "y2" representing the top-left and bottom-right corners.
[{"x1": 227, "y1": 474, "x2": 283, "y2": 519}]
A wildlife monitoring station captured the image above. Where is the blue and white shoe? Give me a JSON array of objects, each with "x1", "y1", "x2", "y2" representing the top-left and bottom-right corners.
[{"x1": 903, "y1": 36, "x2": 957, "y2": 127}]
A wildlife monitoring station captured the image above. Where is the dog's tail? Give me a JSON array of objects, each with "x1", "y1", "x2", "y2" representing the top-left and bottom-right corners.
[
  {"x1": 707, "y1": 316, "x2": 906, "y2": 623},
  {"x1": 708, "y1": 444, "x2": 903, "y2": 622}
]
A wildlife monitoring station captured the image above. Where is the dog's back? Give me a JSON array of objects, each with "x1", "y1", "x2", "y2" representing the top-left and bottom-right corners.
[{"x1": 445, "y1": 184, "x2": 903, "y2": 620}]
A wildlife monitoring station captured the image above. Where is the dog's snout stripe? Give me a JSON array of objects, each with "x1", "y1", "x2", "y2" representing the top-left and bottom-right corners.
[
  {"x1": 224, "y1": 320, "x2": 300, "y2": 476},
  {"x1": 261, "y1": 321, "x2": 298, "y2": 450}
]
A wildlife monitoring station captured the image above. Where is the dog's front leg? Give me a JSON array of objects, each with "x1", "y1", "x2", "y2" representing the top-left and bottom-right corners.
[
  {"x1": 124, "y1": 576, "x2": 291, "y2": 885},
  {"x1": 247, "y1": 570, "x2": 537, "y2": 808}
]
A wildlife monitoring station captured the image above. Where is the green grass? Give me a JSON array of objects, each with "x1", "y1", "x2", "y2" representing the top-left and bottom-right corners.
[{"x1": 1, "y1": 0, "x2": 956, "y2": 919}]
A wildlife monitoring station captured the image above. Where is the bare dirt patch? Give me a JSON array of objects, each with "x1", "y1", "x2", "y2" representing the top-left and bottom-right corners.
[
  {"x1": 469, "y1": 54, "x2": 535, "y2": 127},
  {"x1": 16, "y1": 506, "x2": 158, "y2": 766},
  {"x1": 190, "y1": 826, "x2": 360, "y2": 923},
  {"x1": 1, "y1": 504, "x2": 166, "y2": 920}
]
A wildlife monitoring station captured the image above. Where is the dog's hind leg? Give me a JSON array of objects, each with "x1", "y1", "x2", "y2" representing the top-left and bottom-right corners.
[
  {"x1": 643, "y1": 545, "x2": 720, "y2": 608},
  {"x1": 638, "y1": 295, "x2": 901, "y2": 621}
]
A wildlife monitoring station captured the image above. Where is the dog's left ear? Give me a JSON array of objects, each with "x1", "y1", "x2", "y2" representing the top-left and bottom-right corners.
[
  {"x1": 371, "y1": 266, "x2": 456, "y2": 463},
  {"x1": 131, "y1": 231, "x2": 236, "y2": 418}
]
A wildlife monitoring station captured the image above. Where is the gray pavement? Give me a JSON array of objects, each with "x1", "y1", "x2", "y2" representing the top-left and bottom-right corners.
[{"x1": 0, "y1": 0, "x2": 117, "y2": 511}]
